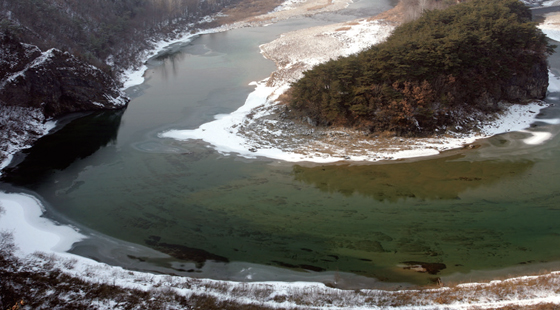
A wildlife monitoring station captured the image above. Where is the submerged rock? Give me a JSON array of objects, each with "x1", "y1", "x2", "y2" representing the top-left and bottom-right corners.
[
  {"x1": 402, "y1": 261, "x2": 447, "y2": 275},
  {"x1": 144, "y1": 235, "x2": 229, "y2": 269}
]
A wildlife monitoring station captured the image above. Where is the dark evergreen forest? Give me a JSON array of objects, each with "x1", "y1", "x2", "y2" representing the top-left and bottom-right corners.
[{"x1": 287, "y1": 0, "x2": 554, "y2": 136}]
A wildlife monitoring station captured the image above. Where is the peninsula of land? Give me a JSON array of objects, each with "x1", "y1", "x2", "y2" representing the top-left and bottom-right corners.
[{"x1": 162, "y1": 0, "x2": 559, "y2": 163}]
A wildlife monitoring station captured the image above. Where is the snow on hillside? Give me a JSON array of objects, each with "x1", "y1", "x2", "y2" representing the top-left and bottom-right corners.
[{"x1": 0, "y1": 106, "x2": 56, "y2": 176}]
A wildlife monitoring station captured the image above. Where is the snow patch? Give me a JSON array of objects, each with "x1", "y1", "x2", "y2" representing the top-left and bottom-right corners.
[
  {"x1": 539, "y1": 13, "x2": 560, "y2": 42},
  {"x1": 0, "y1": 192, "x2": 85, "y2": 256},
  {"x1": 104, "y1": 93, "x2": 128, "y2": 107},
  {"x1": 541, "y1": 0, "x2": 560, "y2": 6},
  {"x1": 272, "y1": 0, "x2": 311, "y2": 12},
  {"x1": 105, "y1": 54, "x2": 115, "y2": 66},
  {"x1": 0, "y1": 48, "x2": 56, "y2": 90},
  {"x1": 539, "y1": 25, "x2": 560, "y2": 42},
  {"x1": 478, "y1": 101, "x2": 549, "y2": 136},
  {"x1": 520, "y1": 130, "x2": 554, "y2": 145},
  {"x1": 0, "y1": 106, "x2": 57, "y2": 176}
]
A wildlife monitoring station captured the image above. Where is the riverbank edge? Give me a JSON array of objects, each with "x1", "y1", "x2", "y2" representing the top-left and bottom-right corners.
[
  {"x1": 3, "y1": 191, "x2": 560, "y2": 309},
  {"x1": 0, "y1": 0, "x2": 352, "y2": 177},
  {"x1": 160, "y1": 3, "x2": 558, "y2": 164},
  {"x1": 2, "y1": 1, "x2": 560, "y2": 309}
]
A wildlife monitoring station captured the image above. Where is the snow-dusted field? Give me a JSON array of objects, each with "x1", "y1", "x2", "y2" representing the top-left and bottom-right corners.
[{"x1": 260, "y1": 18, "x2": 396, "y2": 87}]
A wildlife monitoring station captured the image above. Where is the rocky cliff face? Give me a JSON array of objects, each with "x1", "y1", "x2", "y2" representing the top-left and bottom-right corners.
[
  {"x1": 503, "y1": 59, "x2": 549, "y2": 101},
  {"x1": 0, "y1": 32, "x2": 129, "y2": 173},
  {"x1": 0, "y1": 33, "x2": 128, "y2": 118},
  {"x1": 474, "y1": 58, "x2": 549, "y2": 109}
]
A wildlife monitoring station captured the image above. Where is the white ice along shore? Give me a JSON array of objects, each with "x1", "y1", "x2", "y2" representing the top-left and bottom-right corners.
[
  {"x1": 160, "y1": 17, "x2": 559, "y2": 163},
  {"x1": 3, "y1": 191, "x2": 560, "y2": 308},
  {"x1": 0, "y1": 0, "x2": 351, "y2": 175},
  {"x1": 2, "y1": 1, "x2": 560, "y2": 308},
  {"x1": 120, "y1": 0, "x2": 354, "y2": 89}
]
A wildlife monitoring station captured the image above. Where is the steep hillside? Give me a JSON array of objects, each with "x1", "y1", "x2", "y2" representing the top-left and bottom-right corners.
[
  {"x1": 0, "y1": 0, "x2": 242, "y2": 73},
  {"x1": 0, "y1": 31, "x2": 129, "y2": 170}
]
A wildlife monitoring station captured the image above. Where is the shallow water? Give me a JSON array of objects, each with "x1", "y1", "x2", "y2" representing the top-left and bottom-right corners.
[{"x1": 3, "y1": 0, "x2": 560, "y2": 288}]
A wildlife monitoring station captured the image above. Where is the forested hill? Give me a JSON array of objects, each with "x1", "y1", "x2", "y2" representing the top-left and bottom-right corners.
[
  {"x1": 0, "y1": 0, "x2": 242, "y2": 75},
  {"x1": 287, "y1": 0, "x2": 554, "y2": 136}
]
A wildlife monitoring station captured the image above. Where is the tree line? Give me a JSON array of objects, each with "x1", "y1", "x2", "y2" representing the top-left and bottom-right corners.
[
  {"x1": 286, "y1": 0, "x2": 554, "y2": 136},
  {"x1": 0, "y1": 0, "x2": 240, "y2": 76}
]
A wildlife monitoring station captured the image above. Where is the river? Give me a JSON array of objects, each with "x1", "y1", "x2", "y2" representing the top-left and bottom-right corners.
[{"x1": 2, "y1": 0, "x2": 560, "y2": 289}]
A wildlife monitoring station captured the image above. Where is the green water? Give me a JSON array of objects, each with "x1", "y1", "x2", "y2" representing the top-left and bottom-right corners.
[{"x1": 3, "y1": 0, "x2": 560, "y2": 287}]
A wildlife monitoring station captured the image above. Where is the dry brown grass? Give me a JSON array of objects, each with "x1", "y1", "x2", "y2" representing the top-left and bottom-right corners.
[
  {"x1": 335, "y1": 26, "x2": 352, "y2": 31},
  {"x1": 211, "y1": 0, "x2": 285, "y2": 25},
  {"x1": 306, "y1": 0, "x2": 334, "y2": 11},
  {"x1": 2, "y1": 237, "x2": 560, "y2": 310},
  {"x1": 368, "y1": 0, "x2": 407, "y2": 23}
]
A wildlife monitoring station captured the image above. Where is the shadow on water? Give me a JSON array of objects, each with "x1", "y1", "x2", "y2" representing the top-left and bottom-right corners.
[
  {"x1": 293, "y1": 155, "x2": 535, "y2": 201},
  {"x1": 150, "y1": 49, "x2": 188, "y2": 81},
  {"x1": 146, "y1": 36, "x2": 212, "y2": 81},
  {"x1": 1, "y1": 110, "x2": 124, "y2": 188}
]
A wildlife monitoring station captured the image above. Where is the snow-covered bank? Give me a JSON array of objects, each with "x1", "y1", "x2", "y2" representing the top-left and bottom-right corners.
[
  {"x1": 3, "y1": 1, "x2": 560, "y2": 309},
  {"x1": 0, "y1": 108, "x2": 56, "y2": 176},
  {"x1": 120, "y1": 0, "x2": 353, "y2": 90},
  {"x1": 2, "y1": 191, "x2": 560, "y2": 309},
  {"x1": 162, "y1": 82, "x2": 553, "y2": 162},
  {"x1": 539, "y1": 12, "x2": 560, "y2": 42},
  {"x1": 0, "y1": 192, "x2": 85, "y2": 256},
  {"x1": 120, "y1": 32, "x2": 208, "y2": 89},
  {"x1": 3, "y1": 190, "x2": 560, "y2": 309},
  {"x1": 160, "y1": 16, "x2": 558, "y2": 163}
]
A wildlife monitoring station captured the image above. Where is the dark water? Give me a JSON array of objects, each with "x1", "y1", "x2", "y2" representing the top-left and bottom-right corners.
[{"x1": 3, "y1": 0, "x2": 560, "y2": 288}]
